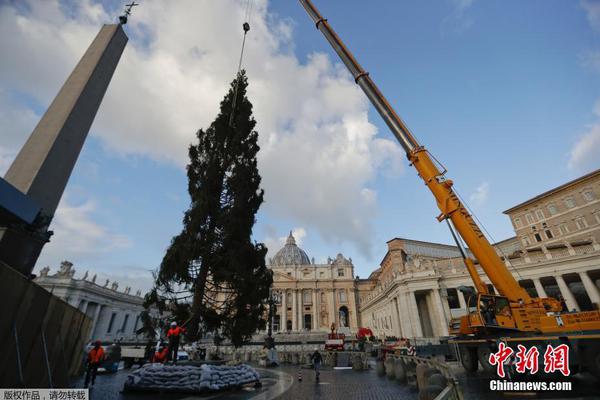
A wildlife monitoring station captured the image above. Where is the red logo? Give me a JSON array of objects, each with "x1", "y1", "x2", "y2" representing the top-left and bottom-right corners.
[
  {"x1": 543, "y1": 344, "x2": 570, "y2": 377},
  {"x1": 515, "y1": 344, "x2": 539, "y2": 374},
  {"x1": 488, "y1": 342, "x2": 513, "y2": 378},
  {"x1": 489, "y1": 343, "x2": 570, "y2": 377}
]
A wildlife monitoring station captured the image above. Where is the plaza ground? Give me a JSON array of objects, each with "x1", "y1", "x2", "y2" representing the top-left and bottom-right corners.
[{"x1": 72, "y1": 362, "x2": 600, "y2": 400}]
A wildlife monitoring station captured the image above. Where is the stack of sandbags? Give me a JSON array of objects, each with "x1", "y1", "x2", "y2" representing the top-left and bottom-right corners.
[{"x1": 124, "y1": 363, "x2": 260, "y2": 393}]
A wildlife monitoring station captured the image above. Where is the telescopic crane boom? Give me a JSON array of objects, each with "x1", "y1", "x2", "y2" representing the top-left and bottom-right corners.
[{"x1": 298, "y1": 0, "x2": 539, "y2": 306}]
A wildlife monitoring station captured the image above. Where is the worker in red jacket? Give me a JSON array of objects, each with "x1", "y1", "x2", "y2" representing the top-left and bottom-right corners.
[
  {"x1": 152, "y1": 345, "x2": 169, "y2": 363},
  {"x1": 167, "y1": 321, "x2": 186, "y2": 363},
  {"x1": 84, "y1": 340, "x2": 105, "y2": 387}
]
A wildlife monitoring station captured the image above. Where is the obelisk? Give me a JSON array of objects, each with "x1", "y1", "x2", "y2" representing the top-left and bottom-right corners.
[{"x1": 0, "y1": 23, "x2": 128, "y2": 276}]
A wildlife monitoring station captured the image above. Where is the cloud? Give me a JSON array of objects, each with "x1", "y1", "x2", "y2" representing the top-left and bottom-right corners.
[
  {"x1": 442, "y1": 0, "x2": 476, "y2": 34},
  {"x1": 568, "y1": 101, "x2": 600, "y2": 171},
  {"x1": 580, "y1": 50, "x2": 600, "y2": 72},
  {"x1": 0, "y1": 89, "x2": 38, "y2": 175},
  {"x1": 581, "y1": 0, "x2": 600, "y2": 31},
  {"x1": 263, "y1": 226, "x2": 307, "y2": 262},
  {"x1": 469, "y1": 181, "x2": 489, "y2": 206},
  {"x1": 37, "y1": 195, "x2": 131, "y2": 264},
  {"x1": 0, "y1": 0, "x2": 403, "y2": 259}
]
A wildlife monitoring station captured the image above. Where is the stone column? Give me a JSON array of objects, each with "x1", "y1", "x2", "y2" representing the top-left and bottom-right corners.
[
  {"x1": 90, "y1": 303, "x2": 103, "y2": 340},
  {"x1": 533, "y1": 278, "x2": 547, "y2": 298},
  {"x1": 431, "y1": 289, "x2": 449, "y2": 336},
  {"x1": 281, "y1": 290, "x2": 287, "y2": 332},
  {"x1": 407, "y1": 291, "x2": 423, "y2": 338},
  {"x1": 291, "y1": 290, "x2": 297, "y2": 331},
  {"x1": 350, "y1": 296, "x2": 359, "y2": 330},
  {"x1": 555, "y1": 275, "x2": 579, "y2": 311},
  {"x1": 391, "y1": 297, "x2": 402, "y2": 337},
  {"x1": 328, "y1": 289, "x2": 336, "y2": 327},
  {"x1": 579, "y1": 271, "x2": 600, "y2": 306},
  {"x1": 298, "y1": 290, "x2": 303, "y2": 330},
  {"x1": 457, "y1": 290, "x2": 467, "y2": 309},
  {"x1": 312, "y1": 290, "x2": 318, "y2": 331}
]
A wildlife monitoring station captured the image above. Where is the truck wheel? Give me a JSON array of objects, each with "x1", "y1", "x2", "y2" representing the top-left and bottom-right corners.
[
  {"x1": 459, "y1": 346, "x2": 478, "y2": 373},
  {"x1": 477, "y1": 345, "x2": 495, "y2": 374}
]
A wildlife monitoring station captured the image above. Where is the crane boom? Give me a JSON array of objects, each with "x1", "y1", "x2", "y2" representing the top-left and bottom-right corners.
[{"x1": 298, "y1": 0, "x2": 532, "y2": 303}]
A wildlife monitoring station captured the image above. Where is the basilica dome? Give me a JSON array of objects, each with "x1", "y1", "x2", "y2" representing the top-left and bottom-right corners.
[{"x1": 271, "y1": 231, "x2": 311, "y2": 266}]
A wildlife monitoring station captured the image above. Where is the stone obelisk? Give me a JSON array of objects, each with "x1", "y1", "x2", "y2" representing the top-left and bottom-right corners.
[{"x1": 0, "y1": 24, "x2": 128, "y2": 276}]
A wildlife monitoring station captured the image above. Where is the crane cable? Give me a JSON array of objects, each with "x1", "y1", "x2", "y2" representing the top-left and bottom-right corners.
[{"x1": 229, "y1": 0, "x2": 253, "y2": 127}]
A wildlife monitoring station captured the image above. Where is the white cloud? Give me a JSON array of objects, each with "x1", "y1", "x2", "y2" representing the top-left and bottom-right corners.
[
  {"x1": 581, "y1": 0, "x2": 600, "y2": 31},
  {"x1": 0, "y1": 89, "x2": 38, "y2": 175},
  {"x1": 580, "y1": 50, "x2": 600, "y2": 72},
  {"x1": 0, "y1": 0, "x2": 403, "y2": 258},
  {"x1": 469, "y1": 181, "x2": 489, "y2": 206},
  {"x1": 37, "y1": 196, "x2": 131, "y2": 264},
  {"x1": 442, "y1": 0, "x2": 476, "y2": 34},
  {"x1": 263, "y1": 226, "x2": 307, "y2": 262},
  {"x1": 568, "y1": 102, "x2": 600, "y2": 171}
]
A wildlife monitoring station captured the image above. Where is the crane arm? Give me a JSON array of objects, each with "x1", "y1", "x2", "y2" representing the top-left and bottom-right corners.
[{"x1": 299, "y1": 0, "x2": 532, "y2": 303}]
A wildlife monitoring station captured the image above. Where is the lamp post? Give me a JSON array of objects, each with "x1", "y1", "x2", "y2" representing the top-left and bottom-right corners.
[{"x1": 266, "y1": 289, "x2": 281, "y2": 349}]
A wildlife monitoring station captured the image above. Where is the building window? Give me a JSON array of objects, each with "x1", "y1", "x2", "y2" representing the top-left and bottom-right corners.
[
  {"x1": 287, "y1": 272, "x2": 292, "y2": 276},
  {"x1": 564, "y1": 197, "x2": 576, "y2": 209},
  {"x1": 547, "y1": 203, "x2": 558, "y2": 215},
  {"x1": 337, "y1": 268, "x2": 344, "y2": 277},
  {"x1": 339, "y1": 290, "x2": 347, "y2": 303},
  {"x1": 525, "y1": 213, "x2": 534, "y2": 224},
  {"x1": 303, "y1": 290, "x2": 312, "y2": 304},
  {"x1": 534, "y1": 233, "x2": 542, "y2": 242},
  {"x1": 287, "y1": 292, "x2": 292, "y2": 304},
  {"x1": 319, "y1": 271, "x2": 324, "y2": 277},
  {"x1": 522, "y1": 236, "x2": 531, "y2": 247},
  {"x1": 545, "y1": 229, "x2": 554, "y2": 239},
  {"x1": 107, "y1": 312, "x2": 117, "y2": 333},
  {"x1": 133, "y1": 316, "x2": 140, "y2": 333},
  {"x1": 535, "y1": 209, "x2": 545, "y2": 221},
  {"x1": 514, "y1": 218, "x2": 522, "y2": 228},
  {"x1": 559, "y1": 223, "x2": 569, "y2": 235},
  {"x1": 583, "y1": 190, "x2": 596, "y2": 202},
  {"x1": 575, "y1": 216, "x2": 587, "y2": 230},
  {"x1": 121, "y1": 314, "x2": 129, "y2": 333}
]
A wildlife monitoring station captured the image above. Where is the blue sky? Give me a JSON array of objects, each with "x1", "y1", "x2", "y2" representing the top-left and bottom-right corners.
[{"x1": 1, "y1": 0, "x2": 598, "y2": 291}]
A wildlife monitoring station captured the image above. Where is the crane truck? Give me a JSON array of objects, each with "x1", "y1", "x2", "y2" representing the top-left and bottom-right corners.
[{"x1": 298, "y1": 0, "x2": 600, "y2": 378}]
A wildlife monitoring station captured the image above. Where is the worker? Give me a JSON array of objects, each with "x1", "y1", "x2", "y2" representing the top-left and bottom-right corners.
[
  {"x1": 166, "y1": 321, "x2": 186, "y2": 363},
  {"x1": 152, "y1": 345, "x2": 169, "y2": 363},
  {"x1": 310, "y1": 348, "x2": 323, "y2": 381},
  {"x1": 84, "y1": 340, "x2": 105, "y2": 388}
]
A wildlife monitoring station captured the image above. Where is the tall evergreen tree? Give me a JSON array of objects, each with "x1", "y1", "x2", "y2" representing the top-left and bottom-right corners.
[{"x1": 151, "y1": 71, "x2": 272, "y2": 346}]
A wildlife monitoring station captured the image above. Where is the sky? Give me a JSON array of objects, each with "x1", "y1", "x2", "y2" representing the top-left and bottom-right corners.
[{"x1": 0, "y1": 0, "x2": 599, "y2": 293}]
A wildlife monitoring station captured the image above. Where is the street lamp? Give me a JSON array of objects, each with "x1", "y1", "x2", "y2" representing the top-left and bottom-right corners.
[{"x1": 266, "y1": 289, "x2": 281, "y2": 349}]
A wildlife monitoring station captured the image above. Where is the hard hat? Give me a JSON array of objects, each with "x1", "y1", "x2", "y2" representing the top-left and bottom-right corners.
[{"x1": 171, "y1": 322, "x2": 177, "y2": 327}]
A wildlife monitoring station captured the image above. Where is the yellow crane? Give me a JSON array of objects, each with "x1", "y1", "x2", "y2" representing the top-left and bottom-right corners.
[{"x1": 298, "y1": 0, "x2": 600, "y2": 377}]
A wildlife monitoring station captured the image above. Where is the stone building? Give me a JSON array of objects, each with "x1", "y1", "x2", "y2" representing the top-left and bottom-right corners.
[
  {"x1": 35, "y1": 261, "x2": 149, "y2": 343},
  {"x1": 268, "y1": 232, "x2": 360, "y2": 333},
  {"x1": 358, "y1": 169, "x2": 600, "y2": 340}
]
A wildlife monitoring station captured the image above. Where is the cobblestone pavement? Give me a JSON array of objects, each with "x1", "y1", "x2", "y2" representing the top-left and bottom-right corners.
[
  {"x1": 274, "y1": 365, "x2": 416, "y2": 400},
  {"x1": 71, "y1": 367, "x2": 290, "y2": 400}
]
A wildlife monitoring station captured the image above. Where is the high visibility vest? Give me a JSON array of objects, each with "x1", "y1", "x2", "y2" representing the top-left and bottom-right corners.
[
  {"x1": 88, "y1": 347, "x2": 105, "y2": 364},
  {"x1": 167, "y1": 326, "x2": 185, "y2": 338}
]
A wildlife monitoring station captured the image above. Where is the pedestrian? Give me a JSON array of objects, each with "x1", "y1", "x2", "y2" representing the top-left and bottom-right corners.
[
  {"x1": 310, "y1": 347, "x2": 323, "y2": 381},
  {"x1": 84, "y1": 340, "x2": 105, "y2": 388},
  {"x1": 167, "y1": 321, "x2": 186, "y2": 363}
]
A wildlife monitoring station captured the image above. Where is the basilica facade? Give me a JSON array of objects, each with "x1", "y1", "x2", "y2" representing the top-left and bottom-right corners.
[{"x1": 268, "y1": 232, "x2": 360, "y2": 333}]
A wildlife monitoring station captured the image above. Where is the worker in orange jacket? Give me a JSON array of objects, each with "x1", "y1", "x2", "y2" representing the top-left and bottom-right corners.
[
  {"x1": 166, "y1": 321, "x2": 186, "y2": 363},
  {"x1": 84, "y1": 340, "x2": 105, "y2": 387},
  {"x1": 152, "y1": 345, "x2": 169, "y2": 363}
]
